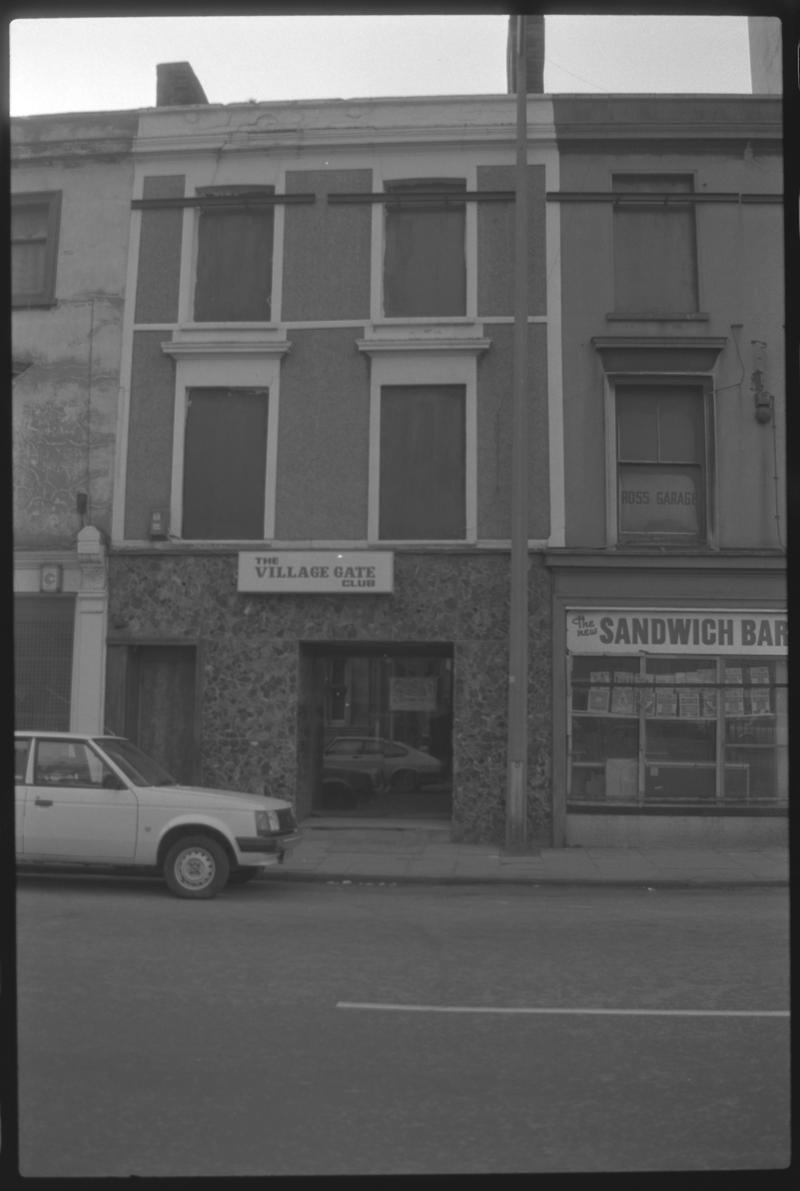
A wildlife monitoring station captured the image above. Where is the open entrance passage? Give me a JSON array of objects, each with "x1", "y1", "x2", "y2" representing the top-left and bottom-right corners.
[{"x1": 303, "y1": 643, "x2": 453, "y2": 819}]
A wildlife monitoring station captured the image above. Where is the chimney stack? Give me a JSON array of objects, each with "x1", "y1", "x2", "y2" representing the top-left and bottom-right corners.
[
  {"x1": 156, "y1": 62, "x2": 209, "y2": 107},
  {"x1": 506, "y1": 15, "x2": 545, "y2": 94}
]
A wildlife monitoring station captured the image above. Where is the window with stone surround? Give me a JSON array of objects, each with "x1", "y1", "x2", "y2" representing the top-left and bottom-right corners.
[
  {"x1": 616, "y1": 381, "x2": 709, "y2": 542},
  {"x1": 182, "y1": 387, "x2": 269, "y2": 539},
  {"x1": 379, "y1": 383, "x2": 466, "y2": 540}
]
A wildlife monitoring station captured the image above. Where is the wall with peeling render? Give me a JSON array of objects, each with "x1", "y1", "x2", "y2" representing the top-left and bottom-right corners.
[{"x1": 12, "y1": 112, "x2": 137, "y2": 548}]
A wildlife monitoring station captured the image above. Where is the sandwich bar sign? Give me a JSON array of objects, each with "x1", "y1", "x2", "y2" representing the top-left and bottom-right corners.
[
  {"x1": 567, "y1": 609, "x2": 787, "y2": 656},
  {"x1": 238, "y1": 550, "x2": 394, "y2": 594}
]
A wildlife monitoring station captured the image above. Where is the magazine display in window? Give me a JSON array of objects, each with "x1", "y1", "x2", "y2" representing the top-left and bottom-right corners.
[
  {"x1": 634, "y1": 672, "x2": 655, "y2": 715},
  {"x1": 654, "y1": 675, "x2": 677, "y2": 717},
  {"x1": 610, "y1": 671, "x2": 635, "y2": 715},
  {"x1": 723, "y1": 666, "x2": 745, "y2": 716},
  {"x1": 587, "y1": 672, "x2": 610, "y2": 713}
]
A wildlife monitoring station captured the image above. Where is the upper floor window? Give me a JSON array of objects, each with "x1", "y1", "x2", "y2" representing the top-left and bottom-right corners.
[
  {"x1": 616, "y1": 383, "x2": 708, "y2": 542},
  {"x1": 182, "y1": 387, "x2": 269, "y2": 539},
  {"x1": 379, "y1": 384, "x2": 466, "y2": 540},
  {"x1": 12, "y1": 191, "x2": 61, "y2": 307},
  {"x1": 194, "y1": 187, "x2": 274, "y2": 322},
  {"x1": 612, "y1": 175, "x2": 698, "y2": 316},
  {"x1": 383, "y1": 179, "x2": 466, "y2": 317}
]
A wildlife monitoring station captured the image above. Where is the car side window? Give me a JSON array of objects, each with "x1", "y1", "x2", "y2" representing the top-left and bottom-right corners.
[
  {"x1": 383, "y1": 743, "x2": 407, "y2": 757},
  {"x1": 15, "y1": 740, "x2": 30, "y2": 783},
  {"x1": 34, "y1": 740, "x2": 112, "y2": 788}
]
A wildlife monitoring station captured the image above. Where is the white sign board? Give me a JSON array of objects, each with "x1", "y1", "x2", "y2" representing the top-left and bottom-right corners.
[
  {"x1": 390, "y1": 677, "x2": 438, "y2": 712},
  {"x1": 238, "y1": 551, "x2": 394, "y2": 594},
  {"x1": 567, "y1": 609, "x2": 787, "y2": 656}
]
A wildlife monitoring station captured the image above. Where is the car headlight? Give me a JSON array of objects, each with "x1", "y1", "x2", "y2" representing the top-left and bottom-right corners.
[{"x1": 256, "y1": 809, "x2": 281, "y2": 836}]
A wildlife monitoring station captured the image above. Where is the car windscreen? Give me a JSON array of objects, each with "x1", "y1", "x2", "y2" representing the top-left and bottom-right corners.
[{"x1": 98, "y1": 738, "x2": 178, "y2": 786}]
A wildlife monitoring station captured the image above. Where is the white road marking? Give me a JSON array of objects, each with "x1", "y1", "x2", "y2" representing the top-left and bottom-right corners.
[{"x1": 336, "y1": 1002, "x2": 789, "y2": 1018}]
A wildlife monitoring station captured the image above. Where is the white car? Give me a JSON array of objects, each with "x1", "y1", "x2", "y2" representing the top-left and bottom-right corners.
[{"x1": 14, "y1": 732, "x2": 301, "y2": 899}]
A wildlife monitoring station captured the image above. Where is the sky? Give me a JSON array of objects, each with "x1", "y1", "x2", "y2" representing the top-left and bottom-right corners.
[{"x1": 8, "y1": 13, "x2": 759, "y2": 117}]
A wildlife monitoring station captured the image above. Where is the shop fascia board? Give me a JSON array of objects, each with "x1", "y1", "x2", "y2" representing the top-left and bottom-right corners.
[{"x1": 543, "y1": 549, "x2": 786, "y2": 571}]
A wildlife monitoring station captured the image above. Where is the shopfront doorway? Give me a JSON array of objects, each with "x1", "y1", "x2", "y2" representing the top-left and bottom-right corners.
[{"x1": 299, "y1": 643, "x2": 453, "y2": 819}]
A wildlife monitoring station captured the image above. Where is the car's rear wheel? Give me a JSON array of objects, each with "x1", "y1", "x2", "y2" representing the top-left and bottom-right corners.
[
  {"x1": 390, "y1": 769, "x2": 417, "y2": 792},
  {"x1": 163, "y1": 834, "x2": 230, "y2": 899}
]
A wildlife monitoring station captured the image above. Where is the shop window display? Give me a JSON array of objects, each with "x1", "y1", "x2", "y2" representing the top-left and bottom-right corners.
[{"x1": 569, "y1": 655, "x2": 787, "y2": 809}]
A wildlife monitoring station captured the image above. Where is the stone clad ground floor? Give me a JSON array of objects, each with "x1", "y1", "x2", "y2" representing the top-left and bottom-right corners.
[
  {"x1": 102, "y1": 550, "x2": 787, "y2": 849},
  {"x1": 105, "y1": 551, "x2": 553, "y2": 846}
]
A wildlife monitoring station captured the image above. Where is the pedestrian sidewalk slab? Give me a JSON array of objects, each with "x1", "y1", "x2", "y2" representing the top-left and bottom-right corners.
[{"x1": 273, "y1": 819, "x2": 789, "y2": 888}]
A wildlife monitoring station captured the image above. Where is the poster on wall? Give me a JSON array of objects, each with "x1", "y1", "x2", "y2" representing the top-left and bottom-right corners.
[{"x1": 389, "y1": 677, "x2": 437, "y2": 712}]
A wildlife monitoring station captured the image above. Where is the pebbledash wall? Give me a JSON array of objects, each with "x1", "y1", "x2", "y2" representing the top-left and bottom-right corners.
[
  {"x1": 108, "y1": 91, "x2": 563, "y2": 845},
  {"x1": 107, "y1": 552, "x2": 553, "y2": 843}
]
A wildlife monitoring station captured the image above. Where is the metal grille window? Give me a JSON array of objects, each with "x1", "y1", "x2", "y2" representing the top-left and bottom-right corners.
[
  {"x1": 194, "y1": 187, "x2": 274, "y2": 322},
  {"x1": 182, "y1": 387, "x2": 269, "y2": 540},
  {"x1": 617, "y1": 384, "x2": 707, "y2": 541},
  {"x1": 569, "y1": 654, "x2": 788, "y2": 809},
  {"x1": 383, "y1": 179, "x2": 466, "y2": 317},
  {"x1": 14, "y1": 596, "x2": 74, "y2": 730},
  {"x1": 12, "y1": 192, "x2": 61, "y2": 307}
]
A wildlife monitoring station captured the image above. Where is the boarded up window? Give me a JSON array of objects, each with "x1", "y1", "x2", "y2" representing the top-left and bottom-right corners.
[
  {"x1": 613, "y1": 175, "x2": 698, "y2": 315},
  {"x1": 183, "y1": 388, "x2": 269, "y2": 539},
  {"x1": 617, "y1": 385, "x2": 706, "y2": 539},
  {"x1": 194, "y1": 188, "x2": 274, "y2": 321},
  {"x1": 384, "y1": 180, "x2": 466, "y2": 317},
  {"x1": 12, "y1": 192, "x2": 61, "y2": 307},
  {"x1": 380, "y1": 385, "x2": 466, "y2": 539},
  {"x1": 14, "y1": 596, "x2": 74, "y2": 730}
]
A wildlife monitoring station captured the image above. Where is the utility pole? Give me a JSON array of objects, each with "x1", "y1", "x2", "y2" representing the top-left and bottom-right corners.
[{"x1": 506, "y1": 13, "x2": 529, "y2": 852}]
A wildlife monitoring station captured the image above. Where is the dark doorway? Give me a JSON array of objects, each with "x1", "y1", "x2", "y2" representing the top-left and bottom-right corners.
[
  {"x1": 300, "y1": 643, "x2": 453, "y2": 819},
  {"x1": 105, "y1": 644, "x2": 198, "y2": 783}
]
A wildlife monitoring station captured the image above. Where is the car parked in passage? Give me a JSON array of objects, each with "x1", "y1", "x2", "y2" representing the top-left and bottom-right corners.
[
  {"x1": 14, "y1": 732, "x2": 301, "y2": 899},
  {"x1": 323, "y1": 737, "x2": 443, "y2": 791}
]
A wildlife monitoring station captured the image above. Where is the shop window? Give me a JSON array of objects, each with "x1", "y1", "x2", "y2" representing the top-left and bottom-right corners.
[
  {"x1": 569, "y1": 655, "x2": 788, "y2": 809},
  {"x1": 383, "y1": 179, "x2": 466, "y2": 317},
  {"x1": 14, "y1": 596, "x2": 74, "y2": 730},
  {"x1": 379, "y1": 384, "x2": 466, "y2": 540},
  {"x1": 616, "y1": 384, "x2": 707, "y2": 541},
  {"x1": 12, "y1": 191, "x2": 61, "y2": 307},
  {"x1": 194, "y1": 187, "x2": 274, "y2": 322},
  {"x1": 612, "y1": 174, "x2": 698, "y2": 315},
  {"x1": 182, "y1": 387, "x2": 269, "y2": 539}
]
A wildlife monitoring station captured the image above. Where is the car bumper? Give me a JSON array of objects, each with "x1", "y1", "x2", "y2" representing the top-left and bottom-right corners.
[{"x1": 236, "y1": 832, "x2": 301, "y2": 863}]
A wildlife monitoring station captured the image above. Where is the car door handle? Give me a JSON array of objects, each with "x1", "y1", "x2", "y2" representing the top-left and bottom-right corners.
[{"x1": 34, "y1": 797, "x2": 53, "y2": 807}]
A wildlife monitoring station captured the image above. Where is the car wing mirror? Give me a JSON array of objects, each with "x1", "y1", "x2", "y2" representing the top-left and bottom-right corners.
[{"x1": 102, "y1": 773, "x2": 126, "y2": 790}]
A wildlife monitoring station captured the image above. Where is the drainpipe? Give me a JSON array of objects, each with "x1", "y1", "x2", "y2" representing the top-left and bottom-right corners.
[{"x1": 506, "y1": 14, "x2": 529, "y2": 852}]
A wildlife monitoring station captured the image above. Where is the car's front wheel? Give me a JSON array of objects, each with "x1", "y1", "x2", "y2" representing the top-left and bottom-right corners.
[{"x1": 163, "y1": 834, "x2": 230, "y2": 899}]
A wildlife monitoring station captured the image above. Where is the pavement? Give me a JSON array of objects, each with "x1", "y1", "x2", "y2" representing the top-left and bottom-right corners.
[{"x1": 276, "y1": 817, "x2": 790, "y2": 888}]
